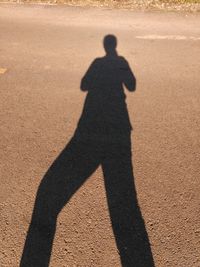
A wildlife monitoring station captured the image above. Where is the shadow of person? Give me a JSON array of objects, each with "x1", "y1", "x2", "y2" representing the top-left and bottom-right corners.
[{"x1": 20, "y1": 35, "x2": 155, "y2": 267}]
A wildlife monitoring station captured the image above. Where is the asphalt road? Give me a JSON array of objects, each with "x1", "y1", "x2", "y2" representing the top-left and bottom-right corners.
[{"x1": 0, "y1": 4, "x2": 200, "y2": 267}]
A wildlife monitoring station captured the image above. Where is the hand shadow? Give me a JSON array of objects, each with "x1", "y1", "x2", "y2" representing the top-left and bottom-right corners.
[{"x1": 20, "y1": 35, "x2": 155, "y2": 267}]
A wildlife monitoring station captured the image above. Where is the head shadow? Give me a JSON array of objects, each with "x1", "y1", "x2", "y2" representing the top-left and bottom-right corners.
[
  {"x1": 103, "y1": 34, "x2": 117, "y2": 55},
  {"x1": 20, "y1": 34, "x2": 155, "y2": 267}
]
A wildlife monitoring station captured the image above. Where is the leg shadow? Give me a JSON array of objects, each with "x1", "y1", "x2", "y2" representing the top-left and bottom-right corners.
[
  {"x1": 102, "y1": 135, "x2": 154, "y2": 267},
  {"x1": 20, "y1": 137, "x2": 100, "y2": 267},
  {"x1": 20, "y1": 135, "x2": 154, "y2": 267}
]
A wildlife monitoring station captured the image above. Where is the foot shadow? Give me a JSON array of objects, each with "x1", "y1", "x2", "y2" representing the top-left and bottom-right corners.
[{"x1": 20, "y1": 35, "x2": 155, "y2": 267}]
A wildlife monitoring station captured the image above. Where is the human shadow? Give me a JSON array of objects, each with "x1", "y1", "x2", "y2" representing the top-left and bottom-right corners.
[{"x1": 20, "y1": 35, "x2": 155, "y2": 267}]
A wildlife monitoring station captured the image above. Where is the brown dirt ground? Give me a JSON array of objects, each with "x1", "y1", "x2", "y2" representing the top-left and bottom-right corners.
[{"x1": 0, "y1": 4, "x2": 200, "y2": 267}]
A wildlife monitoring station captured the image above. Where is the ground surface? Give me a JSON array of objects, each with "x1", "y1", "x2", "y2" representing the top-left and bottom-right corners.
[{"x1": 0, "y1": 4, "x2": 200, "y2": 267}]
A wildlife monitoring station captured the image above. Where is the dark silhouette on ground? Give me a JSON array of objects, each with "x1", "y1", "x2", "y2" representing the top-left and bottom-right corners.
[{"x1": 20, "y1": 35, "x2": 155, "y2": 267}]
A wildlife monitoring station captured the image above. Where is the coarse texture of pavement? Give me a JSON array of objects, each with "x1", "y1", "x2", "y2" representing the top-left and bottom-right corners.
[{"x1": 0, "y1": 4, "x2": 200, "y2": 267}]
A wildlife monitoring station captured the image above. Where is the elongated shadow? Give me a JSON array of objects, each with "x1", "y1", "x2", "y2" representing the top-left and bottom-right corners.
[{"x1": 20, "y1": 35, "x2": 155, "y2": 267}]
